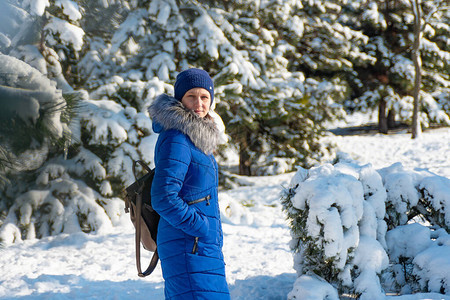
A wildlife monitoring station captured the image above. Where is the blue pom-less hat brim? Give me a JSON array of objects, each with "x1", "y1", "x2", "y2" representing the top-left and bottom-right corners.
[{"x1": 174, "y1": 68, "x2": 214, "y2": 105}]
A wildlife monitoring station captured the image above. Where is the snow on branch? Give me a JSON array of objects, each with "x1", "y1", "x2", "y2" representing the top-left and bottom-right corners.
[
  {"x1": 0, "y1": 54, "x2": 68, "y2": 158},
  {"x1": 44, "y1": 16, "x2": 85, "y2": 51}
]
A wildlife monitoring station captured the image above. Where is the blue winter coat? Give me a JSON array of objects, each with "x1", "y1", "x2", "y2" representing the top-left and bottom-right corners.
[{"x1": 149, "y1": 94, "x2": 230, "y2": 300}]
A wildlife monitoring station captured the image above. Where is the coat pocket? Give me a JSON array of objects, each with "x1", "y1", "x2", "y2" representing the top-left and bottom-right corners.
[{"x1": 187, "y1": 195, "x2": 211, "y2": 206}]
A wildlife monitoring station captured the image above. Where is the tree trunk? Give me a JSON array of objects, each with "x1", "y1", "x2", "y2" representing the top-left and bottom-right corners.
[
  {"x1": 239, "y1": 145, "x2": 252, "y2": 176},
  {"x1": 411, "y1": 0, "x2": 422, "y2": 139},
  {"x1": 379, "y1": 99, "x2": 388, "y2": 134},
  {"x1": 387, "y1": 109, "x2": 396, "y2": 129}
]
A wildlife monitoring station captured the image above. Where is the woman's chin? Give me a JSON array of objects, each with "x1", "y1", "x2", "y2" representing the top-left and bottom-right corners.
[{"x1": 195, "y1": 112, "x2": 206, "y2": 118}]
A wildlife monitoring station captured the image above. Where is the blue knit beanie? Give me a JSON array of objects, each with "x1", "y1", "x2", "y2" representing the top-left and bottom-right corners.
[{"x1": 174, "y1": 68, "x2": 214, "y2": 105}]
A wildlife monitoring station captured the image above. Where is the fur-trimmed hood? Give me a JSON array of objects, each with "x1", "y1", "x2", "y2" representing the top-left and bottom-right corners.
[{"x1": 148, "y1": 94, "x2": 219, "y2": 155}]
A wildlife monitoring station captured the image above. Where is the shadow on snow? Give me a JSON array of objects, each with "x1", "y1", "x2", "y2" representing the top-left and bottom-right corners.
[
  {"x1": 3, "y1": 274, "x2": 164, "y2": 300},
  {"x1": 229, "y1": 273, "x2": 296, "y2": 300}
]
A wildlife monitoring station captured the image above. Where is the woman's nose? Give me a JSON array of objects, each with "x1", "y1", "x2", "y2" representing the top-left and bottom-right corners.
[{"x1": 194, "y1": 96, "x2": 202, "y2": 105}]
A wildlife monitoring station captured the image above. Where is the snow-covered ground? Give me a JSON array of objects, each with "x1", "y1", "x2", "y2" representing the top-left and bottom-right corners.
[
  {"x1": 327, "y1": 129, "x2": 450, "y2": 179},
  {"x1": 1, "y1": 123, "x2": 449, "y2": 299}
]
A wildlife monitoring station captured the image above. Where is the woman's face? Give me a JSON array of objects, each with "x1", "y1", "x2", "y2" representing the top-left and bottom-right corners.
[{"x1": 181, "y1": 87, "x2": 211, "y2": 118}]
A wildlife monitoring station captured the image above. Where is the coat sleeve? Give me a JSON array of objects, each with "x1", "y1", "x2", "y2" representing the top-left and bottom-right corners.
[{"x1": 151, "y1": 132, "x2": 209, "y2": 238}]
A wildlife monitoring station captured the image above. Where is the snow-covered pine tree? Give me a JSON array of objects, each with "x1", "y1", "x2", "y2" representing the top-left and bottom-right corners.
[
  {"x1": 282, "y1": 161, "x2": 389, "y2": 299},
  {"x1": 0, "y1": 0, "x2": 139, "y2": 244},
  {"x1": 378, "y1": 163, "x2": 450, "y2": 295},
  {"x1": 282, "y1": 158, "x2": 450, "y2": 298},
  {"x1": 348, "y1": 0, "x2": 450, "y2": 133}
]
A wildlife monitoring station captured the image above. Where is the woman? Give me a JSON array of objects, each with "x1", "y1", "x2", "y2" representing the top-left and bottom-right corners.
[{"x1": 148, "y1": 68, "x2": 230, "y2": 300}]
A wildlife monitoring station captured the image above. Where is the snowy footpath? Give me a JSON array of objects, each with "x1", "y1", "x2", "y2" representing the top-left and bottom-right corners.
[{"x1": 0, "y1": 126, "x2": 449, "y2": 299}]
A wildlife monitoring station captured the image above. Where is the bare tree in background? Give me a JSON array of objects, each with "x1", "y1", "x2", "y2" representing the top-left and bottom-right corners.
[
  {"x1": 411, "y1": 0, "x2": 450, "y2": 139},
  {"x1": 411, "y1": 0, "x2": 422, "y2": 139}
]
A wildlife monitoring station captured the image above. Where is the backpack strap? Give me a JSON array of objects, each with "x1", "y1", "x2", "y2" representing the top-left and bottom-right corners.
[
  {"x1": 133, "y1": 160, "x2": 152, "y2": 182},
  {"x1": 132, "y1": 160, "x2": 159, "y2": 277},
  {"x1": 135, "y1": 189, "x2": 159, "y2": 277}
]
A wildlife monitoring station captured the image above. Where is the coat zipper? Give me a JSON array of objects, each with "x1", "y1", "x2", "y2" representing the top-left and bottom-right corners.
[
  {"x1": 192, "y1": 237, "x2": 199, "y2": 254},
  {"x1": 187, "y1": 195, "x2": 211, "y2": 206}
]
